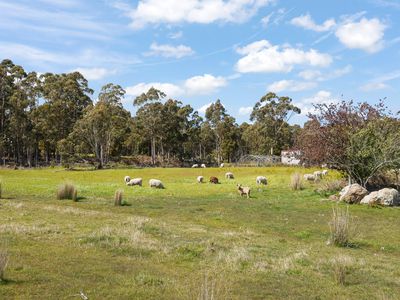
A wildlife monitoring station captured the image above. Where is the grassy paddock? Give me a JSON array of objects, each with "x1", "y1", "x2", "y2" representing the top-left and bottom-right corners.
[{"x1": 0, "y1": 166, "x2": 399, "y2": 299}]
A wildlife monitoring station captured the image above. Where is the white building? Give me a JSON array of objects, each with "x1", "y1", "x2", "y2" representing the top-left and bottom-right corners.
[{"x1": 281, "y1": 150, "x2": 301, "y2": 165}]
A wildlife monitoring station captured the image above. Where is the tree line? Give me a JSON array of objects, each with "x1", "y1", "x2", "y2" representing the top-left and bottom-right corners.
[{"x1": 0, "y1": 59, "x2": 301, "y2": 168}]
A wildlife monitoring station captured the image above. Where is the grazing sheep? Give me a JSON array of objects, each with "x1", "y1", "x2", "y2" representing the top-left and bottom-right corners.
[
  {"x1": 197, "y1": 176, "x2": 204, "y2": 183},
  {"x1": 225, "y1": 172, "x2": 234, "y2": 179},
  {"x1": 124, "y1": 176, "x2": 131, "y2": 184},
  {"x1": 313, "y1": 171, "x2": 323, "y2": 179},
  {"x1": 220, "y1": 163, "x2": 224, "y2": 168},
  {"x1": 209, "y1": 176, "x2": 219, "y2": 184},
  {"x1": 149, "y1": 179, "x2": 164, "y2": 189},
  {"x1": 322, "y1": 170, "x2": 328, "y2": 176},
  {"x1": 201, "y1": 164, "x2": 206, "y2": 168},
  {"x1": 304, "y1": 174, "x2": 316, "y2": 181},
  {"x1": 237, "y1": 184, "x2": 251, "y2": 198},
  {"x1": 192, "y1": 164, "x2": 199, "y2": 168},
  {"x1": 126, "y1": 178, "x2": 142, "y2": 186},
  {"x1": 256, "y1": 176, "x2": 268, "y2": 185}
]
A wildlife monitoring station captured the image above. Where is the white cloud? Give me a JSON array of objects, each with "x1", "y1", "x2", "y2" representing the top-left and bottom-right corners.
[
  {"x1": 238, "y1": 106, "x2": 253, "y2": 116},
  {"x1": 359, "y1": 69, "x2": 400, "y2": 92},
  {"x1": 127, "y1": 0, "x2": 274, "y2": 29},
  {"x1": 125, "y1": 74, "x2": 228, "y2": 99},
  {"x1": 291, "y1": 14, "x2": 336, "y2": 32},
  {"x1": 298, "y1": 65, "x2": 352, "y2": 81},
  {"x1": 335, "y1": 17, "x2": 386, "y2": 53},
  {"x1": 146, "y1": 42, "x2": 194, "y2": 58},
  {"x1": 296, "y1": 90, "x2": 338, "y2": 115},
  {"x1": 184, "y1": 74, "x2": 227, "y2": 95},
  {"x1": 267, "y1": 80, "x2": 317, "y2": 93},
  {"x1": 235, "y1": 40, "x2": 332, "y2": 73},
  {"x1": 360, "y1": 82, "x2": 389, "y2": 91},
  {"x1": 197, "y1": 102, "x2": 213, "y2": 114},
  {"x1": 168, "y1": 31, "x2": 183, "y2": 39},
  {"x1": 73, "y1": 67, "x2": 112, "y2": 80},
  {"x1": 125, "y1": 82, "x2": 184, "y2": 98}
]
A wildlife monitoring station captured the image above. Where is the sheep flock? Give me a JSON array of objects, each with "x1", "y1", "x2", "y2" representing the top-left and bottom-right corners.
[{"x1": 123, "y1": 167, "x2": 329, "y2": 199}]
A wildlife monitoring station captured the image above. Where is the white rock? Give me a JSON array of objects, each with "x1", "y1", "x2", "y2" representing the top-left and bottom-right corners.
[{"x1": 339, "y1": 184, "x2": 369, "y2": 204}]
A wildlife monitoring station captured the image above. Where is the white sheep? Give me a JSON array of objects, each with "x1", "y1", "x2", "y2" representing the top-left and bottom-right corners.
[
  {"x1": 313, "y1": 171, "x2": 323, "y2": 179},
  {"x1": 225, "y1": 172, "x2": 234, "y2": 179},
  {"x1": 304, "y1": 174, "x2": 316, "y2": 181},
  {"x1": 322, "y1": 170, "x2": 328, "y2": 176},
  {"x1": 192, "y1": 164, "x2": 199, "y2": 168},
  {"x1": 126, "y1": 178, "x2": 142, "y2": 186},
  {"x1": 220, "y1": 163, "x2": 224, "y2": 168},
  {"x1": 124, "y1": 176, "x2": 131, "y2": 183},
  {"x1": 197, "y1": 176, "x2": 204, "y2": 183},
  {"x1": 149, "y1": 179, "x2": 164, "y2": 189},
  {"x1": 201, "y1": 164, "x2": 206, "y2": 168},
  {"x1": 256, "y1": 176, "x2": 268, "y2": 185}
]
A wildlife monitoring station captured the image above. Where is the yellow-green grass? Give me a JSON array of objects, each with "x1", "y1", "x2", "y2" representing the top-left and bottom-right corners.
[{"x1": 0, "y1": 166, "x2": 399, "y2": 299}]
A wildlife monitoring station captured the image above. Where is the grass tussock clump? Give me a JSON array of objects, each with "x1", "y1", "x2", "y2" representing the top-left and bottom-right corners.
[
  {"x1": 0, "y1": 248, "x2": 8, "y2": 282},
  {"x1": 114, "y1": 189, "x2": 123, "y2": 206},
  {"x1": 331, "y1": 255, "x2": 354, "y2": 286},
  {"x1": 56, "y1": 183, "x2": 77, "y2": 201},
  {"x1": 328, "y1": 206, "x2": 357, "y2": 247},
  {"x1": 290, "y1": 173, "x2": 304, "y2": 190}
]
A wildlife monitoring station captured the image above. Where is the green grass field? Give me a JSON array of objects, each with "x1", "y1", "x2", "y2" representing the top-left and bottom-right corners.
[{"x1": 0, "y1": 166, "x2": 399, "y2": 299}]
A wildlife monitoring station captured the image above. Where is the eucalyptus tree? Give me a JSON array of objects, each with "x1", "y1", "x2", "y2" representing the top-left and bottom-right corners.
[
  {"x1": 34, "y1": 72, "x2": 93, "y2": 162},
  {"x1": 67, "y1": 83, "x2": 130, "y2": 168},
  {"x1": 250, "y1": 92, "x2": 301, "y2": 155}
]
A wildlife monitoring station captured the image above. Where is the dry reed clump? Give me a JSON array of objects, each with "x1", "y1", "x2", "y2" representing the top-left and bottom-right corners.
[
  {"x1": 114, "y1": 189, "x2": 123, "y2": 206},
  {"x1": 328, "y1": 205, "x2": 357, "y2": 247},
  {"x1": 290, "y1": 173, "x2": 304, "y2": 190},
  {"x1": 331, "y1": 254, "x2": 354, "y2": 285},
  {"x1": 0, "y1": 248, "x2": 8, "y2": 281},
  {"x1": 56, "y1": 183, "x2": 78, "y2": 201}
]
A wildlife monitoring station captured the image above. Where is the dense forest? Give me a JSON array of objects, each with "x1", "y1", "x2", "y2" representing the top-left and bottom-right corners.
[{"x1": 0, "y1": 59, "x2": 302, "y2": 168}]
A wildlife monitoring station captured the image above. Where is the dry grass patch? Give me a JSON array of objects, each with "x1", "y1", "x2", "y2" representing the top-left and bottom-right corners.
[
  {"x1": 56, "y1": 183, "x2": 77, "y2": 201},
  {"x1": 290, "y1": 172, "x2": 304, "y2": 190},
  {"x1": 114, "y1": 189, "x2": 123, "y2": 206},
  {"x1": 82, "y1": 216, "x2": 160, "y2": 251},
  {"x1": 0, "y1": 247, "x2": 8, "y2": 281},
  {"x1": 331, "y1": 254, "x2": 354, "y2": 285}
]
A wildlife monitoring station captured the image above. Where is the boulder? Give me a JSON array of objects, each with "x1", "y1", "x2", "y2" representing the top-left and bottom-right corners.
[
  {"x1": 360, "y1": 188, "x2": 400, "y2": 206},
  {"x1": 339, "y1": 184, "x2": 369, "y2": 204}
]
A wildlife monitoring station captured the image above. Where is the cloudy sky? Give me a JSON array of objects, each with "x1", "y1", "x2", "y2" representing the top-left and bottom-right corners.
[{"x1": 1, "y1": 0, "x2": 399, "y2": 124}]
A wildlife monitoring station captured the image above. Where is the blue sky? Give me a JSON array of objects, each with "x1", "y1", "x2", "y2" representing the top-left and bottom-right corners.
[{"x1": 1, "y1": 0, "x2": 399, "y2": 124}]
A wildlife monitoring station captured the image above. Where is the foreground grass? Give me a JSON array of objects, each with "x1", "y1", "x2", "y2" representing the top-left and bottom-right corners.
[{"x1": 0, "y1": 166, "x2": 399, "y2": 299}]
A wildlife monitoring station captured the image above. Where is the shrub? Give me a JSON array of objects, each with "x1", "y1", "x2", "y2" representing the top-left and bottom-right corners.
[
  {"x1": 290, "y1": 173, "x2": 304, "y2": 190},
  {"x1": 57, "y1": 183, "x2": 78, "y2": 201},
  {"x1": 114, "y1": 189, "x2": 123, "y2": 206},
  {"x1": 0, "y1": 248, "x2": 8, "y2": 281},
  {"x1": 328, "y1": 206, "x2": 356, "y2": 247}
]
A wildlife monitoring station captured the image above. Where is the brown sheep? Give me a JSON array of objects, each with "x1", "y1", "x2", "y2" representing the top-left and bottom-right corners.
[
  {"x1": 209, "y1": 176, "x2": 219, "y2": 184},
  {"x1": 237, "y1": 184, "x2": 251, "y2": 198}
]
